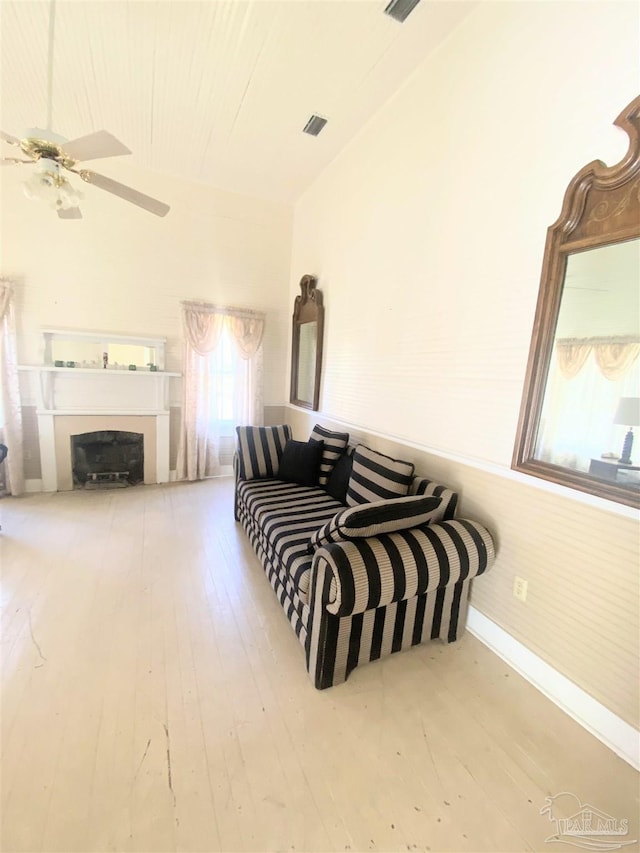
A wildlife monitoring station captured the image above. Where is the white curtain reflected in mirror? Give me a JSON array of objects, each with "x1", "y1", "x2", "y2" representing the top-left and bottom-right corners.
[
  {"x1": 296, "y1": 321, "x2": 317, "y2": 405},
  {"x1": 534, "y1": 240, "x2": 640, "y2": 479}
]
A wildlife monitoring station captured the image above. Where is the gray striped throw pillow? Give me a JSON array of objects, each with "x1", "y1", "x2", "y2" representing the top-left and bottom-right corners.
[
  {"x1": 346, "y1": 444, "x2": 414, "y2": 506},
  {"x1": 309, "y1": 424, "x2": 349, "y2": 486},
  {"x1": 235, "y1": 425, "x2": 292, "y2": 480},
  {"x1": 309, "y1": 494, "x2": 442, "y2": 551}
]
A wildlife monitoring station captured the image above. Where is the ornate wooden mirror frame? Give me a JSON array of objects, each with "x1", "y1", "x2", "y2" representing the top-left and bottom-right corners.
[
  {"x1": 290, "y1": 274, "x2": 324, "y2": 411},
  {"x1": 512, "y1": 95, "x2": 640, "y2": 509}
]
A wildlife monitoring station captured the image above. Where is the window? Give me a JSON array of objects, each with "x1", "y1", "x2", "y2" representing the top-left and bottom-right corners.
[
  {"x1": 208, "y1": 325, "x2": 239, "y2": 432},
  {"x1": 177, "y1": 303, "x2": 265, "y2": 480}
]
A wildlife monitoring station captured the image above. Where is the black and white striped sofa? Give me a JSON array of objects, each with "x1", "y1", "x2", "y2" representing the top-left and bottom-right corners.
[{"x1": 234, "y1": 424, "x2": 496, "y2": 689}]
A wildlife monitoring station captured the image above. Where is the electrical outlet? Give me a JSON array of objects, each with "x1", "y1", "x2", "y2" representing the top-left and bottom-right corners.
[{"x1": 513, "y1": 576, "x2": 528, "y2": 602}]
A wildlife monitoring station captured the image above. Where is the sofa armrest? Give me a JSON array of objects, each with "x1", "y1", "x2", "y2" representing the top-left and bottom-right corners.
[{"x1": 311, "y1": 519, "x2": 495, "y2": 617}]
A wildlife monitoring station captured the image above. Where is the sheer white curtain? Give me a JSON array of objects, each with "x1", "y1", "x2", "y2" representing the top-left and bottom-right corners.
[
  {"x1": 177, "y1": 302, "x2": 264, "y2": 481},
  {"x1": 0, "y1": 279, "x2": 25, "y2": 495},
  {"x1": 536, "y1": 340, "x2": 640, "y2": 471}
]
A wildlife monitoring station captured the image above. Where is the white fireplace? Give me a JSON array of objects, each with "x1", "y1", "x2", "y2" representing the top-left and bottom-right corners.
[{"x1": 20, "y1": 365, "x2": 178, "y2": 492}]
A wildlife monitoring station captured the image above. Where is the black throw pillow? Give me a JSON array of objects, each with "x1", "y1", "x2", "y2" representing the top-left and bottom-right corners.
[
  {"x1": 278, "y1": 438, "x2": 323, "y2": 487},
  {"x1": 325, "y1": 451, "x2": 353, "y2": 503}
]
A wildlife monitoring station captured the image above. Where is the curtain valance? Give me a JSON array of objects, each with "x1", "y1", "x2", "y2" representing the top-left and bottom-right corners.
[
  {"x1": 555, "y1": 336, "x2": 640, "y2": 381},
  {"x1": 181, "y1": 301, "x2": 265, "y2": 360}
]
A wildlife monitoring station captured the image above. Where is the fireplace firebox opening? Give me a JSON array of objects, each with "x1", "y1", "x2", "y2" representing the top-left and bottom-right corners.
[{"x1": 72, "y1": 431, "x2": 144, "y2": 489}]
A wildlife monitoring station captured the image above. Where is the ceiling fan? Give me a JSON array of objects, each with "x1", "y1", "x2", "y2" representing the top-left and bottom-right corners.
[
  {"x1": 0, "y1": 0, "x2": 169, "y2": 220},
  {"x1": 0, "y1": 128, "x2": 170, "y2": 219}
]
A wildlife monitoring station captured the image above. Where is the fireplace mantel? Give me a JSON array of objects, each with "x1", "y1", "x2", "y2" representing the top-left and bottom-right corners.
[{"x1": 19, "y1": 364, "x2": 180, "y2": 415}]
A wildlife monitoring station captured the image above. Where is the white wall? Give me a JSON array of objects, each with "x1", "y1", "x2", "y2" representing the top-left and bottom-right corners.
[
  {"x1": 290, "y1": 0, "x2": 638, "y2": 466},
  {"x1": 1, "y1": 157, "x2": 292, "y2": 406},
  {"x1": 288, "y1": 0, "x2": 640, "y2": 730}
]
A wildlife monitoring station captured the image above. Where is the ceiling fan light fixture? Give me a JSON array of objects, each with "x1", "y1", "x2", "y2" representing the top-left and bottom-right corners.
[
  {"x1": 22, "y1": 158, "x2": 81, "y2": 210},
  {"x1": 3, "y1": 0, "x2": 169, "y2": 219}
]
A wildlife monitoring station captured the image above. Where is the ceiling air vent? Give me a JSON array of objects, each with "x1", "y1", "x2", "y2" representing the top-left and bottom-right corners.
[
  {"x1": 303, "y1": 115, "x2": 328, "y2": 137},
  {"x1": 384, "y1": 0, "x2": 421, "y2": 23}
]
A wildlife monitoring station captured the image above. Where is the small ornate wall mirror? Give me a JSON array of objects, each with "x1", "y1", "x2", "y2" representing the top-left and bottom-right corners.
[
  {"x1": 513, "y1": 95, "x2": 640, "y2": 508},
  {"x1": 290, "y1": 274, "x2": 324, "y2": 410}
]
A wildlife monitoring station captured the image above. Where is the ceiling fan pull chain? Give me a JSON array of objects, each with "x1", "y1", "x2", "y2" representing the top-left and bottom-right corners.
[{"x1": 46, "y1": 0, "x2": 56, "y2": 131}]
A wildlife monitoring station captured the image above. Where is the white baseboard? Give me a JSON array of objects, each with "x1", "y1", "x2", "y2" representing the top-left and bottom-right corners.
[{"x1": 467, "y1": 606, "x2": 640, "y2": 771}]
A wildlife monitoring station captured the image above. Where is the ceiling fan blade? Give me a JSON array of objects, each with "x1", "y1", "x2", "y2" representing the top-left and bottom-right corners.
[
  {"x1": 0, "y1": 129, "x2": 21, "y2": 146},
  {"x1": 1, "y1": 157, "x2": 34, "y2": 165},
  {"x1": 62, "y1": 131, "x2": 132, "y2": 162},
  {"x1": 78, "y1": 169, "x2": 170, "y2": 217},
  {"x1": 57, "y1": 207, "x2": 83, "y2": 220}
]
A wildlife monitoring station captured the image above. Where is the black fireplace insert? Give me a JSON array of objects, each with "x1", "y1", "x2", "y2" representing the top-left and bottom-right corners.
[{"x1": 72, "y1": 430, "x2": 144, "y2": 488}]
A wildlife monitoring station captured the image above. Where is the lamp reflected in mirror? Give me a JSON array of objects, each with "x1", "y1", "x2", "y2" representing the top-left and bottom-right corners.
[{"x1": 613, "y1": 397, "x2": 640, "y2": 464}]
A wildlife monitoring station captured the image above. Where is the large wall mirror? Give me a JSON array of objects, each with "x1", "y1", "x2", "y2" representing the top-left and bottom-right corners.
[
  {"x1": 513, "y1": 95, "x2": 640, "y2": 509},
  {"x1": 290, "y1": 274, "x2": 324, "y2": 411}
]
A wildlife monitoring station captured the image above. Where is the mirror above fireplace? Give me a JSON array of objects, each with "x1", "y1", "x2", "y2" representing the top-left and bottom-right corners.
[{"x1": 42, "y1": 328, "x2": 167, "y2": 371}]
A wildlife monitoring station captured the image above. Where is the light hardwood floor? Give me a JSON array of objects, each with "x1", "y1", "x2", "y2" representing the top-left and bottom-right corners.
[{"x1": 1, "y1": 479, "x2": 638, "y2": 853}]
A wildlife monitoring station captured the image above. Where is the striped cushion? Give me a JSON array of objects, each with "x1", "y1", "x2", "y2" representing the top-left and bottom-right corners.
[
  {"x1": 346, "y1": 444, "x2": 414, "y2": 506},
  {"x1": 309, "y1": 424, "x2": 349, "y2": 486},
  {"x1": 235, "y1": 425, "x2": 291, "y2": 480},
  {"x1": 309, "y1": 494, "x2": 442, "y2": 551},
  {"x1": 237, "y1": 478, "x2": 342, "y2": 600}
]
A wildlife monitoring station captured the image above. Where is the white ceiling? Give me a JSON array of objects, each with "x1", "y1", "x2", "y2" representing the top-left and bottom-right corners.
[{"x1": 0, "y1": 0, "x2": 477, "y2": 204}]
